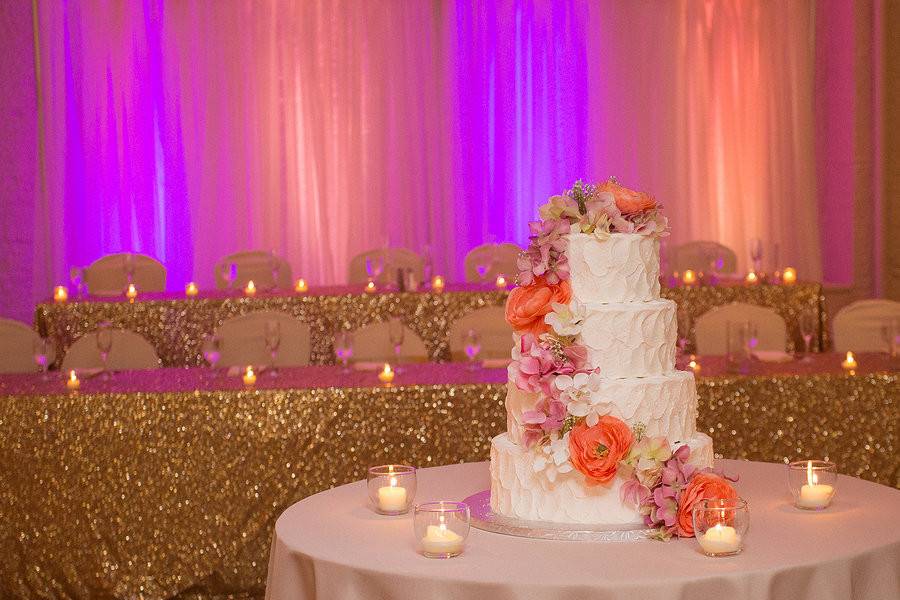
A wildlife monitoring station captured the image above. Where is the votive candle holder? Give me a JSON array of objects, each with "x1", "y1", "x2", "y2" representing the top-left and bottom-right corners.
[
  {"x1": 414, "y1": 501, "x2": 470, "y2": 558},
  {"x1": 367, "y1": 465, "x2": 416, "y2": 515},
  {"x1": 692, "y1": 497, "x2": 749, "y2": 557},
  {"x1": 788, "y1": 460, "x2": 837, "y2": 510}
]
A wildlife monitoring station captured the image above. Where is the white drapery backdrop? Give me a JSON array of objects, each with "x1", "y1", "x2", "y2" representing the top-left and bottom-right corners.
[{"x1": 30, "y1": 0, "x2": 821, "y2": 300}]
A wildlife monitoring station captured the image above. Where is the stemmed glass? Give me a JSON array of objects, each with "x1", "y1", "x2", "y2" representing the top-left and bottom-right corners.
[
  {"x1": 123, "y1": 253, "x2": 136, "y2": 285},
  {"x1": 366, "y1": 253, "x2": 385, "y2": 285},
  {"x1": 202, "y1": 334, "x2": 222, "y2": 370},
  {"x1": 463, "y1": 329, "x2": 482, "y2": 370},
  {"x1": 32, "y1": 337, "x2": 51, "y2": 381},
  {"x1": 269, "y1": 251, "x2": 281, "y2": 291},
  {"x1": 70, "y1": 267, "x2": 86, "y2": 298},
  {"x1": 707, "y1": 250, "x2": 724, "y2": 286},
  {"x1": 265, "y1": 320, "x2": 281, "y2": 378},
  {"x1": 96, "y1": 322, "x2": 113, "y2": 379},
  {"x1": 798, "y1": 311, "x2": 815, "y2": 362},
  {"x1": 222, "y1": 262, "x2": 238, "y2": 292},
  {"x1": 676, "y1": 307, "x2": 693, "y2": 358},
  {"x1": 880, "y1": 319, "x2": 899, "y2": 359},
  {"x1": 746, "y1": 322, "x2": 759, "y2": 354},
  {"x1": 334, "y1": 330, "x2": 354, "y2": 373},
  {"x1": 748, "y1": 238, "x2": 763, "y2": 274},
  {"x1": 475, "y1": 253, "x2": 495, "y2": 283},
  {"x1": 422, "y1": 244, "x2": 434, "y2": 282},
  {"x1": 388, "y1": 318, "x2": 405, "y2": 373}
]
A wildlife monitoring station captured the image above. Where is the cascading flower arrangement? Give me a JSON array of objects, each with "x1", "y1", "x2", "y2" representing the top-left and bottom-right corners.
[{"x1": 505, "y1": 179, "x2": 735, "y2": 540}]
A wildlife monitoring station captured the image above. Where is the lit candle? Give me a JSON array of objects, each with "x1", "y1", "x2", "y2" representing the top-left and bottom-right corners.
[
  {"x1": 295, "y1": 278, "x2": 309, "y2": 293},
  {"x1": 126, "y1": 283, "x2": 138, "y2": 301},
  {"x1": 782, "y1": 267, "x2": 797, "y2": 285},
  {"x1": 378, "y1": 363, "x2": 394, "y2": 384},
  {"x1": 688, "y1": 356, "x2": 701, "y2": 374},
  {"x1": 798, "y1": 460, "x2": 834, "y2": 509},
  {"x1": 682, "y1": 270, "x2": 697, "y2": 286},
  {"x1": 185, "y1": 282, "x2": 199, "y2": 297},
  {"x1": 495, "y1": 274, "x2": 507, "y2": 288},
  {"x1": 841, "y1": 351, "x2": 858, "y2": 372},
  {"x1": 242, "y1": 366, "x2": 257, "y2": 386},
  {"x1": 365, "y1": 280, "x2": 377, "y2": 294},
  {"x1": 421, "y1": 518, "x2": 464, "y2": 556},
  {"x1": 698, "y1": 523, "x2": 742, "y2": 555},
  {"x1": 377, "y1": 475, "x2": 407, "y2": 512},
  {"x1": 244, "y1": 280, "x2": 257, "y2": 296},
  {"x1": 66, "y1": 370, "x2": 80, "y2": 390},
  {"x1": 431, "y1": 275, "x2": 445, "y2": 292},
  {"x1": 53, "y1": 286, "x2": 69, "y2": 304},
  {"x1": 745, "y1": 271, "x2": 759, "y2": 285}
]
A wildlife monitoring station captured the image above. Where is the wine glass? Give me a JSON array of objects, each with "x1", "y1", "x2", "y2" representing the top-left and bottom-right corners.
[
  {"x1": 334, "y1": 330, "x2": 354, "y2": 373},
  {"x1": 475, "y1": 252, "x2": 495, "y2": 283},
  {"x1": 222, "y1": 262, "x2": 238, "y2": 292},
  {"x1": 265, "y1": 320, "x2": 281, "y2": 377},
  {"x1": 123, "y1": 253, "x2": 136, "y2": 285},
  {"x1": 748, "y1": 238, "x2": 763, "y2": 274},
  {"x1": 880, "y1": 319, "x2": 899, "y2": 358},
  {"x1": 676, "y1": 307, "x2": 693, "y2": 357},
  {"x1": 70, "y1": 266, "x2": 85, "y2": 298},
  {"x1": 366, "y1": 252, "x2": 385, "y2": 285},
  {"x1": 746, "y1": 322, "x2": 760, "y2": 355},
  {"x1": 96, "y1": 322, "x2": 113, "y2": 379},
  {"x1": 388, "y1": 318, "x2": 405, "y2": 373},
  {"x1": 707, "y1": 250, "x2": 724, "y2": 286},
  {"x1": 202, "y1": 334, "x2": 222, "y2": 369},
  {"x1": 422, "y1": 244, "x2": 434, "y2": 282},
  {"x1": 798, "y1": 311, "x2": 815, "y2": 362},
  {"x1": 463, "y1": 329, "x2": 482, "y2": 370},
  {"x1": 32, "y1": 337, "x2": 51, "y2": 381},
  {"x1": 269, "y1": 251, "x2": 281, "y2": 291}
]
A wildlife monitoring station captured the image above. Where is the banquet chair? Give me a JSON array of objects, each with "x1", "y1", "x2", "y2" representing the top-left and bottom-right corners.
[
  {"x1": 84, "y1": 253, "x2": 167, "y2": 296},
  {"x1": 671, "y1": 241, "x2": 738, "y2": 275},
  {"x1": 214, "y1": 311, "x2": 311, "y2": 367},
  {"x1": 348, "y1": 248, "x2": 424, "y2": 286},
  {"x1": 214, "y1": 250, "x2": 293, "y2": 291},
  {"x1": 694, "y1": 302, "x2": 787, "y2": 355},
  {"x1": 61, "y1": 329, "x2": 161, "y2": 371},
  {"x1": 0, "y1": 318, "x2": 55, "y2": 373},
  {"x1": 351, "y1": 319, "x2": 428, "y2": 363},
  {"x1": 448, "y1": 306, "x2": 512, "y2": 361},
  {"x1": 832, "y1": 299, "x2": 900, "y2": 353},
  {"x1": 464, "y1": 243, "x2": 522, "y2": 283}
]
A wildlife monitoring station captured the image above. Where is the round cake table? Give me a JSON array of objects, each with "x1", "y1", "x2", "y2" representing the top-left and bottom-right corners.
[{"x1": 265, "y1": 461, "x2": 900, "y2": 600}]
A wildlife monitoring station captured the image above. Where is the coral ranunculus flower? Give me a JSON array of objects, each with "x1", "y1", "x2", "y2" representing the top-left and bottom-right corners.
[
  {"x1": 505, "y1": 278, "x2": 572, "y2": 337},
  {"x1": 596, "y1": 180, "x2": 657, "y2": 215},
  {"x1": 676, "y1": 473, "x2": 738, "y2": 537},
  {"x1": 567, "y1": 416, "x2": 634, "y2": 485}
]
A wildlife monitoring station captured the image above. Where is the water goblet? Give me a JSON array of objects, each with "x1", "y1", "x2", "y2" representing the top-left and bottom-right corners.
[
  {"x1": 880, "y1": 319, "x2": 899, "y2": 358},
  {"x1": 123, "y1": 253, "x2": 136, "y2": 285},
  {"x1": 96, "y1": 322, "x2": 113, "y2": 379},
  {"x1": 366, "y1": 253, "x2": 385, "y2": 285},
  {"x1": 748, "y1": 238, "x2": 763, "y2": 275},
  {"x1": 334, "y1": 330, "x2": 354, "y2": 374},
  {"x1": 32, "y1": 337, "x2": 51, "y2": 381},
  {"x1": 202, "y1": 334, "x2": 222, "y2": 369},
  {"x1": 222, "y1": 262, "x2": 238, "y2": 292},
  {"x1": 463, "y1": 329, "x2": 482, "y2": 370},
  {"x1": 269, "y1": 251, "x2": 281, "y2": 291},
  {"x1": 798, "y1": 311, "x2": 815, "y2": 362},
  {"x1": 388, "y1": 318, "x2": 405, "y2": 373},
  {"x1": 70, "y1": 266, "x2": 85, "y2": 298},
  {"x1": 265, "y1": 320, "x2": 281, "y2": 377}
]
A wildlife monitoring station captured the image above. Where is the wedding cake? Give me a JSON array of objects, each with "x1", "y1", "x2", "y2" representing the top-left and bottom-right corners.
[{"x1": 490, "y1": 179, "x2": 715, "y2": 531}]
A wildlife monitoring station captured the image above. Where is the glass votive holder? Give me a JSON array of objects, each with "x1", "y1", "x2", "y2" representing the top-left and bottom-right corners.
[
  {"x1": 414, "y1": 501, "x2": 470, "y2": 559},
  {"x1": 367, "y1": 465, "x2": 416, "y2": 515},
  {"x1": 692, "y1": 497, "x2": 749, "y2": 557},
  {"x1": 788, "y1": 460, "x2": 837, "y2": 510}
]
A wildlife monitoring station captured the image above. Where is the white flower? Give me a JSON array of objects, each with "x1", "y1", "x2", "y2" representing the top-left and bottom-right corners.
[
  {"x1": 531, "y1": 432, "x2": 573, "y2": 483},
  {"x1": 556, "y1": 372, "x2": 606, "y2": 426},
  {"x1": 544, "y1": 300, "x2": 586, "y2": 336}
]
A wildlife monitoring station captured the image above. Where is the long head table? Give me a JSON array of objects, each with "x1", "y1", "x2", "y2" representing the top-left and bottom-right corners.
[
  {"x1": 1, "y1": 353, "x2": 893, "y2": 599},
  {"x1": 33, "y1": 281, "x2": 826, "y2": 368}
]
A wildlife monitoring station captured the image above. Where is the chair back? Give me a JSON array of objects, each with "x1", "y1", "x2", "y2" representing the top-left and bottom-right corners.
[
  {"x1": 0, "y1": 319, "x2": 55, "y2": 373},
  {"x1": 214, "y1": 251, "x2": 293, "y2": 291},
  {"x1": 671, "y1": 241, "x2": 738, "y2": 275},
  {"x1": 84, "y1": 253, "x2": 166, "y2": 296},
  {"x1": 214, "y1": 311, "x2": 311, "y2": 367},
  {"x1": 351, "y1": 319, "x2": 428, "y2": 363},
  {"x1": 464, "y1": 243, "x2": 521, "y2": 283},
  {"x1": 832, "y1": 299, "x2": 900, "y2": 353},
  {"x1": 348, "y1": 248, "x2": 424, "y2": 285},
  {"x1": 695, "y1": 302, "x2": 787, "y2": 354},
  {"x1": 448, "y1": 307, "x2": 512, "y2": 360},
  {"x1": 61, "y1": 329, "x2": 160, "y2": 371}
]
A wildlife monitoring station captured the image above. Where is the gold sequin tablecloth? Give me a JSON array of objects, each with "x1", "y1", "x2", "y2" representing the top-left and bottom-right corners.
[
  {"x1": 33, "y1": 282, "x2": 826, "y2": 368},
  {"x1": 3, "y1": 357, "x2": 891, "y2": 600}
]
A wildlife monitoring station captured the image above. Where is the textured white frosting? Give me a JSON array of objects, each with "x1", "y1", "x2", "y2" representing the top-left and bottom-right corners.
[
  {"x1": 567, "y1": 233, "x2": 661, "y2": 304},
  {"x1": 490, "y1": 432, "x2": 714, "y2": 525},
  {"x1": 579, "y1": 299, "x2": 677, "y2": 378},
  {"x1": 505, "y1": 371, "x2": 698, "y2": 446}
]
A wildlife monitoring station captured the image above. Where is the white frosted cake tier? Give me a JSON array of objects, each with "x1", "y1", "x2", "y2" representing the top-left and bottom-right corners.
[
  {"x1": 579, "y1": 299, "x2": 677, "y2": 378},
  {"x1": 567, "y1": 233, "x2": 660, "y2": 304},
  {"x1": 505, "y1": 371, "x2": 699, "y2": 447},
  {"x1": 490, "y1": 432, "x2": 714, "y2": 526}
]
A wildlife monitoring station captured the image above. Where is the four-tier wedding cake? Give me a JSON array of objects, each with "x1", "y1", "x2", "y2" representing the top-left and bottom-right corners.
[{"x1": 490, "y1": 179, "x2": 717, "y2": 531}]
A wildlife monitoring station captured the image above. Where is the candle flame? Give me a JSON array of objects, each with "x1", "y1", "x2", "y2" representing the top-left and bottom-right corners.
[
  {"x1": 246, "y1": 366, "x2": 254, "y2": 376},
  {"x1": 845, "y1": 351, "x2": 853, "y2": 361},
  {"x1": 383, "y1": 363, "x2": 392, "y2": 375},
  {"x1": 69, "y1": 370, "x2": 77, "y2": 381},
  {"x1": 389, "y1": 476, "x2": 397, "y2": 487},
  {"x1": 807, "y1": 460, "x2": 818, "y2": 486}
]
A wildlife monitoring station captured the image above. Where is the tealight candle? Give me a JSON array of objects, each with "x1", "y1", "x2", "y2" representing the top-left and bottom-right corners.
[
  {"x1": 841, "y1": 351, "x2": 858, "y2": 372},
  {"x1": 698, "y1": 523, "x2": 742, "y2": 555},
  {"x1": 377, "y1": 476, "x2": 408, "y2": 512},
  {"x1": 413, "y1": 502, "x2": 470, "y2": 558},
  {"x1": 431, "y1": 275, "x2": 445, "y2": 292},
  {"x1": 126, "y1": 283, "x2": 138, "y2": 301},
  {"x1": 185, "y1": 282, "x2": 199, "y2": 297},
  {"x1": 66, "y1": 370, "x2": 80, "y2": 390},
  {"x1": 421, "y1": 522, "x2": 464, "y2": 556},
  {"x1": 242, "y1": 366, "x2": 257, "y2": 386},
  {"x1": 745, "y1": 271, "x2": 759, "y2": 285},
  {"x1": 378, "y1": 363, "x2": 394, "y2": 384},
  {"x1": 244, "y1": 280, "x2": 257, "y2": 296},
  {"x1": 365, "y1": 280, "x2": 377, "y2": 294},
  {"x1": 797, "y1": 461, "x2": 835, "y2": 509},
  {"x1": 294, "y1": 278, "x2": 309, "y2": 293},
  {"x1": 495, "y1": 274, "x2": 507, "y2": 288},
  {"x1": 782, "y1": 267, "x2": 797, "y2": 285},
  {"x1": 682, "y1": 270, "x2": 697, "y2": 286},
  {"x1": 53, "y1": 286, "x2": 69, "y2": 303}
]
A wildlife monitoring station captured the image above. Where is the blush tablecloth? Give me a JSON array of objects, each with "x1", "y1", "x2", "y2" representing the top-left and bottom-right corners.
[{"x1": 266, "y1": 460, "x2": 900, "y2": 600}]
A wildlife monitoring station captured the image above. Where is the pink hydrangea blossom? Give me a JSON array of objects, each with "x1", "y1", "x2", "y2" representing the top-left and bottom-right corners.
[
  {"x1": 521, "y1": 397, "x2": 567, "y2": 448},
  {"x1": 517, "y1": 219, "x2": 571, "y2": 285}
]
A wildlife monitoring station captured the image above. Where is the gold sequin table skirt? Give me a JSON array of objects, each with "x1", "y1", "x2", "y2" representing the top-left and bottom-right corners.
[
  {"x1": 33, "y1": 282, "x2": 826, "y2": 367},
  {"x1": 0, "y1": 361, "x2": 895, "y2": 599}
]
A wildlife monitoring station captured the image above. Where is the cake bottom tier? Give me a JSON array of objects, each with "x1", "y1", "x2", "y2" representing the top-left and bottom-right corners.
[{"x1": 489, "y1": 432, "x2": 714, "y2": 526}]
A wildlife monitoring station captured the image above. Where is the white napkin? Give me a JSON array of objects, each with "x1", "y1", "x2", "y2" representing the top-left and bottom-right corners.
[{"x1": 752, "y1": 350, "x2": 794, "y2": 363}]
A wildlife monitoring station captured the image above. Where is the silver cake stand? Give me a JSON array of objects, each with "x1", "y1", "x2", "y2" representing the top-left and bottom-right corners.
[{"x1": 462, "y1": 490, "x2": 652, "y2": 542}]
